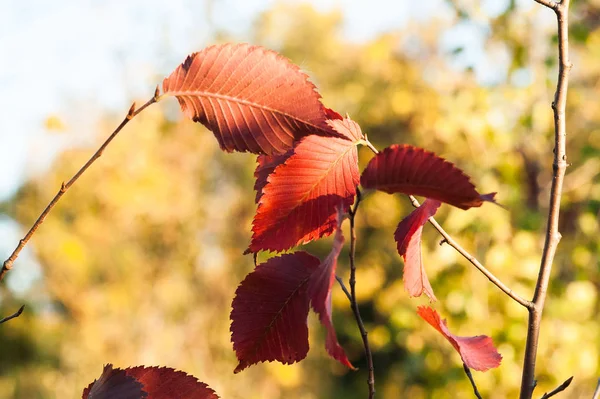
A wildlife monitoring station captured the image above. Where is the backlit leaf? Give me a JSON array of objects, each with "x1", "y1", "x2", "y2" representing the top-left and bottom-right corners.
[
  {"x1": 308, "y1": 215, "x2": 354, "y2": 369},
  {"x1": 254, "y1": 152, "x2": 292, "y2": 204},
  {"x1": 417, "y1": 306, "x2": 502, "y2": 371},
  {"x1": 230, "y1": 252, "x2": 320, "y2": 373},
  {"x1": 163, "y1": 43, "x2": 339, "y2": 155},
  {"x1": 247, "y1": 117, "x2": 363, "y2": 253},
  {"x1": 360, "y1": 145, "x2": 496, "y2": 209},
  {"x1": 395, "y1": 199, "x2": 441, "y2": 301}
]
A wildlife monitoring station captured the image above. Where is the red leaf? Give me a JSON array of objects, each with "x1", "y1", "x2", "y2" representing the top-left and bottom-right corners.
[
  {"x1": 308, "y1": 218, "x2": 354, "y2": 369},
  {"x1": 125, "y1": 366, "x2": 219, "y2": 399},
  {"x1": 83, "y1": 364, "x2": 146, "y2": 399},
  {"x1": 247, "y1": 117, "x2": 363, "y2": 252},
  {"x1": 417, "y1": 306, "x2": 502, "y2": 371},
  {"x1": 163, "y1": 43, "x2": 339, "y2": 155},
  {"x1": 230, "y1": 252, "x2": 320, "y2": 373},
  {"x1": 360, "y1": 145, "x2": 496, "y2": 210},
  {"x1": 83, "y1": 365, "x2": 219, "y2": 399},
  {"x1": 395, "y1": 199, "x2": 441, "y2": 301}
]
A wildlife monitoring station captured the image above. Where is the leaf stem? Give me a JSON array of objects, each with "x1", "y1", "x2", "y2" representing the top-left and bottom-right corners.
[
  {"x1": 0, "y1": 305, "x2": 25, "y2": 324},
  {"x1": 408, "y1": 196, "x2": 531, "y2": 308},
  {"x1": 0, "y1": 89, "x2": 160, "y2": 283},
  {"x1": 539, "y1": 376, "x2": 573, "y2": 399},
  {"x1": 592, "y1": 378, "x2": 600, "y2": 399},
  {"x1": 463, "y1": 363, "x2": 483, "y2": 399},
  {"x1": 520, "y1": 1, "x2": 571, "y2": 397},
  {"x1": 347, "y1": 188, "x2": 375, "y2": 398}
]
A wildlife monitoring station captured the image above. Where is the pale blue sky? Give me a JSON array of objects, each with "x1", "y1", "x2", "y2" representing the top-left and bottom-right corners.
[{"x1": 0, "y1": 0, "x2": 528, "y2": 293}]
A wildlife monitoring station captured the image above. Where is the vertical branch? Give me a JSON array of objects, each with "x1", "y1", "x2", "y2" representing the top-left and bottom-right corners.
[
  {"x1": 520, "y1": 1, "x2": 571, "y2": 398},
  {"x1": 347, "y1": 188, "x2": 375, "y2": 398},
  {"x1": 0, "y1": 89, "x2": 160, "y2": 283}
]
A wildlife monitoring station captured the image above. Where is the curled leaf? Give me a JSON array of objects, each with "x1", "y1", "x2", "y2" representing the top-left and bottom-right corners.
[
  {"x1": 163, "y1": 43, "x2": 339, "y2": 155},
  {"x1": 395, "y1": 199, "x2": 441, "y2": 301},
  {"x1": 417, "y1": 306, "x2": 502, "y2": 371},
  {"x1": 230, "y1": 252, "x2": 320, "y2": 373},
  {"x1": 308, "y1": 215, "x2": 354, "y2": 369},
  {"x1": 360, "y1": 144, "x2": 496, "y2": 209},
  {"x1": 247, "y1": 117, "x2": 363, "y2": 253}
]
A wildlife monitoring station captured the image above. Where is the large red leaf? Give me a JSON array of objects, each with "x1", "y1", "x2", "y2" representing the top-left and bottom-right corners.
[
  {"x1": 83, "y1": 364, "x2": 146, "y2": 399},
  {"x1": 254, "y1": 152, "x2": 292, "y2": 204},
  {"x1": 230, "y1": 252, "x2": 320, "y2": 373},
  {"x1": 417, "y1": 306, "x2": 502, "y2": 371},
  {"x1": 395, "y1": 199, "x2": 441, "y2": 301},
  {"x1": 126, "y1": 366, "x2": 219, "y2": 399},
  {"x1": 247, "y1": 117, "x2": 363, "y2": 253},
  {"x1": 163, "y1": 43, "x2": 339, "y2": 155},
  {"x1": 360, "y1": 145, "x2": 496, "y2": 209},
  {"x1": 308, "y1": 216, "x2": 354, "y2": 369},
  {"x1": 83, "y1": 364, "x2": 219, "y2": 399}
]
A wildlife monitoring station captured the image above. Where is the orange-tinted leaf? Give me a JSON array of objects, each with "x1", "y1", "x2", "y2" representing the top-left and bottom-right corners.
[
  {"x1": 125, "y1": 366, "x2": 219, "y2": 399},
  {"x1": 83, "y1": 364, "x2": 146, "y2": 399},
  {"x1": 230, "y1": 252, "x2": 320, "y2": 373},
  {"x1": 417, "y1": 306, "x2": 502, "y2": 371},
  {"x1": 254, "y1": 152, "x2": 291, "y2": 204},
  {"x1": 360, "y1": 145, "x2": 496, "y2": 210},
  {"x1": 163, "y1": 43, "x2": 339, "y2": 155},
  {"x1": 308, "y1": 217, "x2": 354, "y2": 369},
  {"x1": 395, "y1": 199, "x2": 441, "y2": 301},
  {"x1": 247, "y1": 118, "x2": 363, "y2": 252}
]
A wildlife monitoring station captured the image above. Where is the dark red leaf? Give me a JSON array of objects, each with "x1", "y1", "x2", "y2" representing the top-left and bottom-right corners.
[
  {"x1": 230, "y1": 252, "x2": 320, "y2": 373},
  {"x1": 163, "y1": 43, "x2": 340, "y2": 155},
  {"x1": 125, "y1": 366, "x2": 219, "y2": 399},
  {"x1": 360, "y1": 145, "x2": 496, "y2": 209},
  {"x1": 82, "y1": 364, "x2": 147, "y2": 399},
  {"x1": 395, "y1": 199, "x2": 441, "y2": 301},
  {"x1": 417, "y1": 306, "x2": 502, "y2": 371},
  {"x1": 247, "y1": 117, "x2": 363, "y2": 253},
  {"x1": 308, "y1": 215, "x2": 354, "y2": 369}
]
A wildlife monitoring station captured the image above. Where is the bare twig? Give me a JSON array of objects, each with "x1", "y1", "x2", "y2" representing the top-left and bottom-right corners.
[
  {"x1": 335, "y1": 275, "x2": 353, "y2": 302},
  {"x1": 520, "y1": 1, "x2": 571, "y2": 398},
  {"x1": 0, "y1": 89, "x2": 160, "y2": 283},
  {"x1": 592, "y1": 378, "x2": 600, "y2": 399},
  {"x1": 347, "y1": 188, "x2": 375, "y2": 398},
  {"x1": 540, "y1": 376, "x2": 573, "y2": 399},
  {"x1": 408, "y1": 195, "x2": 531, "y2": 308},
  {"x1": 0, "y1": 305, "x2": 25, "y2": 324},
  {"x1": 463, "y1": 363, "x2": 483, "y2": 399}
]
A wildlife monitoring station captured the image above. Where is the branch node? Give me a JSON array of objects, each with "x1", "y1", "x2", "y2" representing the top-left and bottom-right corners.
[
  {"x1": 154, "y1": 85, "x2": 161, "y2": 101},
  {"x1": 127, "y1": 102, "x2": 136, "y2": 120},
  {"x1": 540, "y1": 376, "x2": 573, "y2": 399}
]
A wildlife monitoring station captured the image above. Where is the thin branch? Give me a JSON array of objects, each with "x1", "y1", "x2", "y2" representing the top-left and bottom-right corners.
[
  {"x1": 539, "y1": 376, "x2": 573, "y2": 399},
  {"x1": 520, "y1": 1, "x2": 572, "y2": 398},
  {"x1": 0, "y1": 88, "x2": 160, "y2": 283},
  {"x1": 463, "y1": 363, "x2": 483, "y2": 399},
  {"x1": 347, "y1": 187, "x2": 376, "y2": 398},
  {"x1": 533, "y1": 0, "x2": 559, "y2": 9},
  {"x1": 592, "y1": 378, "x2": 600, "y2": 399},
  {"x1": 0, "y1": 305, "x2": 25, "y2": 324},
  {"x1": 408, "y1": 195, "x2": 531, "y2": 309},
  {"x1": 335, "y1": 275, "x2": 352, "y2": 302}
]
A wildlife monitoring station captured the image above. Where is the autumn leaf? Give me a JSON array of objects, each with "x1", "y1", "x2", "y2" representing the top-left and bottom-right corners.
[
  {"x1": 360, "y1": 144, "x2": 496, "y2": 209},
  {"x1": 254, "y1": 152, "x2": 292, "y2": 204},
  {"x1": 82, "y1": 364, "x2": 219, "y2": 399},
  {"x1": 82, "y1": 364, "x2": 146, "y2": 399},
  {"x1": 395, "y1": 199, "x2": 441, "y2": 301},
  {"x1": 308, "y1": 214, "x2": 354, "y2": 369},
  {"x1": 163, "y1": 43, "x2": 340, "y2": 155},
  {"x1": 417, "y1": 306, "x2": 502, "y2": 371},
  {"x1": 230, "y1": 252, "x2": 320, "y2": 373},
  {"x1": 247, "y1": 117, "x2": 363, "y2": 253}
]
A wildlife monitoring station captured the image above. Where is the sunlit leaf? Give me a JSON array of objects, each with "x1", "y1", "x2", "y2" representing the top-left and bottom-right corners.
[
  {"x1": 163, "y1": 43, "x2": 339, "y2": 155},
  {"x1": 360, "y1": 144, "x2": 496, "y2": 209},
  {"x1": 230, "y1": 252, "x2": 320, "y2": 373},
  {"x1": 417, "y1": 306, "x2": 502, "y2": 371},
  {"x1": 395, "y1": 199, "x2": 441, "y2": 301},
  {"x1": 247, "y1": 117, "x2": 363, "y2": 252}
]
